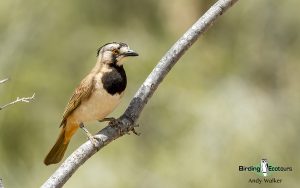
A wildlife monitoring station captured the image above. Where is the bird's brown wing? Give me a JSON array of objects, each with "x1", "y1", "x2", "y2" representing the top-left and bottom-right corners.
[{"x1": 60, "y1": 75, "x2": 95, "y2": 127}]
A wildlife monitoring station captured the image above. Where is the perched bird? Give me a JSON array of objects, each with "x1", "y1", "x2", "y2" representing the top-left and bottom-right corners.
[{"x1": 44, "y1": 42, "x2": 138, "y2": 165}]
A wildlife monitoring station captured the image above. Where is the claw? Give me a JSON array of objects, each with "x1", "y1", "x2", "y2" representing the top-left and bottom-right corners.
[
  {"x1": 89, "y1": 137, "x2": 99, "y2": 148},
  {"x1": 132, "y1": 127, "x2": 141, "y2": 136}
]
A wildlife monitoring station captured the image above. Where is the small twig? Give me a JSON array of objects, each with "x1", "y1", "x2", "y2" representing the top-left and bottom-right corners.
[
  {"x1": 0, "y1": 78, "x2": 9, "y2": 84},
  {"x1": 0, "y1": 93, "x2": 35, "y2": 110},
  {"x1": 0, "y1": 177, "x2": 4, "y2": 188}
]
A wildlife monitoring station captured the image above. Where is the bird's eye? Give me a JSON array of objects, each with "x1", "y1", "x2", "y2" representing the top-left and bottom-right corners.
[{"x1": 112, "y1": 49, "x2": 118, "y2": 55}]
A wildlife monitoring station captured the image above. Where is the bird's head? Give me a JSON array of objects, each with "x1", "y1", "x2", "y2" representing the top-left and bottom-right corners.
[{"x1": 97, "y1": 42, "x2": 138, "y2": 66}]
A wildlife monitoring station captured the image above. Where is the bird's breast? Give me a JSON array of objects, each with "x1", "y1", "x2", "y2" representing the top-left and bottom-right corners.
[
  {"x1": 70, "y1": 64, "x2": 126, "y2": 124},
  {"x1": 72, "y1": 82, "x2": 123, "y2": 123}
]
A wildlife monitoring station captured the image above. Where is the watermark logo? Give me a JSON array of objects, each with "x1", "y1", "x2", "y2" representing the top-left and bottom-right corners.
[
  {"x1": 239, "y1": 158, "x2": 292, "y2": 184},
  {"x1": 261, "y1": 159, "x2": 268, "y2": 177}
]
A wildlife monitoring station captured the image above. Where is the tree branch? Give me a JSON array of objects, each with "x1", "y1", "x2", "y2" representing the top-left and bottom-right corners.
[
  {"x1": 0, "y1": 93, "x2": 35, "y2": 110},
  {"x1": 0, "y1": 78, "x2": 35, "y2": 110},
  {"x1": 0, "y1": 177, "x2": 4, "y2": 188},
  {"x1": 42, "y1": 0, "x2": 239, "y2": 187},
  {"x1": 0, "y1": 78, "x2": 9, "y2": 84}
]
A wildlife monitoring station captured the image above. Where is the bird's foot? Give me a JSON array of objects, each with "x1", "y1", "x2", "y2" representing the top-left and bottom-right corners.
[
  {"x1": 131, "y1": 124, "x2": 141, "y2": 136},
  {"x1": 88, "y1": 136, "x2": 99, "y2": 148},
  {"x1": 99, "y1": 117, "x2": 124, "y2": 135},
  {"x1": 107, "y1": 118, "x2": 128, "y2": 135},
  {"x1": 127, "y1": 124, "x2": 141, "y2": 136},
  {"x1": 108, "y1": 118, "x2": 122, "y2": 128},
  {"x1": 79, "y1": 123, "x2": 99, "y2": 148},
  {"x1": 100, "y1": 118, "x2": 141, "y2": 136}
]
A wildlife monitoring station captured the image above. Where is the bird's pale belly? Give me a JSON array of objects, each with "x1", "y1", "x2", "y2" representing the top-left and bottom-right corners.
[{"x1": 72, "y1": 89, "x2": 122, "y2": 123}]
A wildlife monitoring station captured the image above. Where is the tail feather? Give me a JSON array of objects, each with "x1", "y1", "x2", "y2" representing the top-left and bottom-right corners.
[{"x1": 44, "y1": 128, "x2": 70, "y2": 165}]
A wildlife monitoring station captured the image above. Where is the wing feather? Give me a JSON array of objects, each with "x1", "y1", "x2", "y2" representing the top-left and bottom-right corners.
[{"x1": 60, "y1": 75, "x2": 95, "y2": 127}]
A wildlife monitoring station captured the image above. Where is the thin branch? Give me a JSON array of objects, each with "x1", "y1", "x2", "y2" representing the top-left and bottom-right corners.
[
  {"x1": 0, "y1": 93, "x2": 35, "y2": 110},
  {"x1": 0, "y1": 78, "x2": 9, "y2": 84},
  {"x1": 0, "y1": 178, "x2": 4, "y2": 188},
  {"x1": 42, "y1": 0, "x2": 239, "y2": 187}
]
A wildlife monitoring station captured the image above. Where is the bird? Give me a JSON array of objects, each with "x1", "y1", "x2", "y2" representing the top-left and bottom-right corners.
[{"x1": 44, "y1": 42, "x2": 138, "y2": 165}]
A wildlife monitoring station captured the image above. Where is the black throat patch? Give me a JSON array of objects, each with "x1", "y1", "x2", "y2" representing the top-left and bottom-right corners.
[{"x1": 102, "y1": 64, "x2": 127, "y2": 95}]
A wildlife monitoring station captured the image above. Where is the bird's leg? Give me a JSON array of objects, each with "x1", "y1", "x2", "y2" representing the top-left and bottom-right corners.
[
  {"x1": 79, "y1": 123, "x2": 98, "y2": 147},
  {"x1": 98, "y1": 117, "x2": 116, "y2": 122}
]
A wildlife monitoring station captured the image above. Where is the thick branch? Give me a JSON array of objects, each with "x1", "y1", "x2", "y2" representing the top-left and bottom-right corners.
[
  {"x1": 0, "y1": 93, "x2": 35, "y2": 110},
  {"x1": 42, "y1": 0, "x2": 239, "y2": 187}
]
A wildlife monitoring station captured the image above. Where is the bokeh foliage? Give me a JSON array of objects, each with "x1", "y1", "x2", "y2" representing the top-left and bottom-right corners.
[{"x1": 0, "y1": 0, "x2": 299, "y2": 187}]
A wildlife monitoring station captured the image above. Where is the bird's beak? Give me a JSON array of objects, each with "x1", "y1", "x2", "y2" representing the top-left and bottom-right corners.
[{"x1": 123, "y1": 49, "x2": 139, "y2": 57}]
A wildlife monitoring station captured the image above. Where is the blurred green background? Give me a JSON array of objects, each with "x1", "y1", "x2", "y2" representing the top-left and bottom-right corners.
[{"x1": 0, "y1": 0, "x2": 299, "y2": 187}]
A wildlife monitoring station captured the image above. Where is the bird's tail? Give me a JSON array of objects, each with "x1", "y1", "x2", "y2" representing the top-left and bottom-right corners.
[{"x1": 44, "y1": 125, "x2": 76, "y2": 165}]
